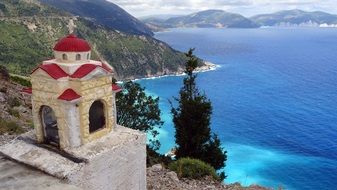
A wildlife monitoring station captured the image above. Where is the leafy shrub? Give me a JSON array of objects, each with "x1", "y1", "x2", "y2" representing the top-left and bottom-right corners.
[
  {"x1": 146, "y1": 146, "x2": 172, "y2": 167},
  {"x1": 168, "y1": 158, "x2": 220, "y2": 181},
  {"x1": 0, "y1": 117, "x2": 23, "y2": 135},
  {"x1": 10, "y1": 75, "x2": 31, "y2": 87}
]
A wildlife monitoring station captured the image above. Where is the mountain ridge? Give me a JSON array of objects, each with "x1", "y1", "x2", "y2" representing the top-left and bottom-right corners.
[
  {"x1": 143, "y1": 10, "x2": 259, "y2": 30},
  {"x1": 251, "y1": 9, "x2": 337, "y2": 27},
  {"x1": 143, "y1": 9, "x2": 337, "y2": 30},
  {"x1": 39, "y1": 0, "x2": 154, "y2": 36}
]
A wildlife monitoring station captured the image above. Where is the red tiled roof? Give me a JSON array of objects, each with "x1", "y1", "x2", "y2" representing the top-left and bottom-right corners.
[
  {"x1": 31, "y1": 64, "x2": 68, "y2": 79},
  {"x1": 70, "y1": 64, "x2": 112, "y2": 78},
  {"x1": 32, "y1": 62, "x2": 112, "y2": 79},
  {"x1": 112, "y1": 84, "x2": 122, "y2": 92},
  {"x1": 21, "y1": 87, "x2": 32, "y2": 94},
  {"x1": 70, "y1": 64, "x2": 98, "y2": 78},
  {"x1": 53, "y1": 34, "x2": 91, "y2": 52},
  {"x1": 58, "y1": 89, "x2": 81, "y2": 101},
  {"x1": 101, "y1": 63, "x2": 113, "y2": 72}
]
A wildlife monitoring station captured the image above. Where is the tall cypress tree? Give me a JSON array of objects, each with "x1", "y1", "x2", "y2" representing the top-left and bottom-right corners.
[{"x1": 171, "y1": 49, "x2": 227, "y2": 176}]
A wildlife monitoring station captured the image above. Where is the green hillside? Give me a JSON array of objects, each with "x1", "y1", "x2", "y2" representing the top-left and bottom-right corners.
[{"x1": 0, "y1": 0, "x2": 187, "y2": 79}]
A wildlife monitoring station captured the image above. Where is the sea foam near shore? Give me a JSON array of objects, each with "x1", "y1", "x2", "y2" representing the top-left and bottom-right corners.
[{"x1": 130, "y1": 61, "x2": 220, "y2": 82}]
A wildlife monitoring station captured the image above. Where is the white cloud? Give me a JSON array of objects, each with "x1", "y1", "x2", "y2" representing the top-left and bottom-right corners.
[{"x1": 108, "y1": 0, "x2": 337, "y2": 17}]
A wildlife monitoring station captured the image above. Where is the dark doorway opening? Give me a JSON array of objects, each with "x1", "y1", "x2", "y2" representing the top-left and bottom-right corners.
[
  {"x1": 89, "y1": 100, "x2": 106, "y2": 133},
  {"x1": 40, "y1": 106, "x2": 59, "y2": 147}
]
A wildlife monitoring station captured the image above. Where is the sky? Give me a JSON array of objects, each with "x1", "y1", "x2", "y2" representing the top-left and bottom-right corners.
[{"x1": 108, "y1": 0, "x2": 337, "y2": 18}]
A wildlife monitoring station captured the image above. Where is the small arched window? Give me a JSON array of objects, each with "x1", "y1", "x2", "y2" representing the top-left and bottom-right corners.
[
  {"x1": 76, "y1": 54, "x2": 81, "y2": 60},
  {"x1": 89, "y1": 100, "x2": 106, "y2": 133},
  {"x1": 40, "y1": 106, "x2": 59, "y2": 146},
  {"x1": 62, "y1": 54, "x2": 68, "y2": 60},
  {"x1": 87, "y1": 53, "x2": 90, "y2": 60}
]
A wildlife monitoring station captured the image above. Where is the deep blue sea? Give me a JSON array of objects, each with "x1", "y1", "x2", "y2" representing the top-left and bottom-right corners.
[{"x1": 137, "y1": 28, "x2": 337, "y2": 190}]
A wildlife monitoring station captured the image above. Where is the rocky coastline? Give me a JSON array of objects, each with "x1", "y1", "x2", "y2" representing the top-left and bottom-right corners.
[{"x1": 130, "y1": 61, "x2": 219, "y2": 82}]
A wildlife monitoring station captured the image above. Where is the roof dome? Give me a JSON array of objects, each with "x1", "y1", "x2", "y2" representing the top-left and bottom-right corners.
[{"x1": 53, "y1": 34, "x2": 91, "y2": 52}]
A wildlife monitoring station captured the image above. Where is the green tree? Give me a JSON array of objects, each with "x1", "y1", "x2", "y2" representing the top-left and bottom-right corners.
[
  {"x1": 171, "y1": 49, "x2": 227, "y2": 177},
  {"x1": 116, "y1": 81, "x2": 163, "y2": 151}
]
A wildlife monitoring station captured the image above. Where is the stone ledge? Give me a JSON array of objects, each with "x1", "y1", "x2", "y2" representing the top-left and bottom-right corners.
[
  {"x1": 0, "y1": 156, "x2": 81, "y2": 190},
  {"x1": 0, "y1": 131, "x2": 82, "y2": 179},
  {"x1": 0, "y1": 126, "x2": 146, "y2": 181}
]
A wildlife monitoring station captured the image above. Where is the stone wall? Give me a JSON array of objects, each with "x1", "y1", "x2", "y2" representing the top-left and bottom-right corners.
[{"x1": 68, "y1": 127, "x2": 147, "y2": 190}]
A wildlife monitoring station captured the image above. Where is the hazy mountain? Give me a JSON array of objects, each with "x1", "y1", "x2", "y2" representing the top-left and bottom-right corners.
[
  {"x1": 0, "y1": 0, "x2": 188, "y2": 80},
  {"x1": 143, "y1": 10, "x2": 259, "y2": 30},
  {"x1": 39, "y1": 0, "x2": 154, "y2": 36},
  {"x1": 140, "y1": 14, "x2": 183, "y2": 21},
  {"x1": 251, "y1": 9, "x2": 337, "y2": 27}
]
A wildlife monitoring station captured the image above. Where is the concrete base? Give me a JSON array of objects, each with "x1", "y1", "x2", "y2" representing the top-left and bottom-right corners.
[
  {"x1": 0, "y1": 126, "x2": 146, "y2": 190},
  {"x1": 0, "y1": 156, "x2": 81, "y2": 190}
]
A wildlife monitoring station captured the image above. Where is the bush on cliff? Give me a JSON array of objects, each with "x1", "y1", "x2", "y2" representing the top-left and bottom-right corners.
[
  {"x1": 146, "y1": 146, "x2": 172, "y2": 167},
  {"x1": 0, "y1": 117, "x2": 24, "y2": 135},
  {"x1": 169, "y1": 158, "x2": 220, "y2": 181},
  {"x1": 10, "y1": 75, "x2": 31, "y2": 87}
]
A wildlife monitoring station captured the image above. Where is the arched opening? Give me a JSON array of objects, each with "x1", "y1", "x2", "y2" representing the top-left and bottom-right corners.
[
  {"x1": 62, "y1": 54, "x2": 68, "y2": 60},
  {"x1": 87, "y1": 53, "x2": 90, "y2": 60},
  {"x1": 40, "y1": 106, "x2": 59, "y2": 146},
  {"x1": 76, "y1": 54, "x2": 81, "y2": 60},
  {"x1": 89, "y1": 100, "x2": 106, "y2": 133}
]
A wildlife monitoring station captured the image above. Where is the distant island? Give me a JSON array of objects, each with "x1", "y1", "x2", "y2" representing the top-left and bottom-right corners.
[
  {"x1": 142, "y1": 10, "x2": 259, "y2": 30},
  {"x1": 142, "y1": 9, "x2": 337, "y2": 31}
]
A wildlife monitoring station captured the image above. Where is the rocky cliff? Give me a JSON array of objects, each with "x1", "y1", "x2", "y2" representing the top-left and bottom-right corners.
[
  {"x1": 0, "y1": 66, "x2": 32, "y2": 144},
  {"x1": 147, "y1": 164, "x2": 269, "y2": 190}
]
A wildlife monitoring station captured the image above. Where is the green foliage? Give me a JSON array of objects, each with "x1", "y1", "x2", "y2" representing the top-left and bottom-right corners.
[
  {"x1": 171, "y1": 49, "x2": 227, "y2": 175},
  {"x1": 146, "y1": 146, "x2": 172, "y2": 167},
  {"x1": 10, "y1": 75, "x2": 31, "y2": 87},
  {"x1": 184, "y1": 48, "x2": 198, "y2": 76},
  {"x1": 169, "y1": 158, "x2": 220, "y2": 181},
  {"x1": 0, "y1": 21, "x2": 54, "y2": 75},
  {"x1": 116, "y1": 81, "x2": 163, "y2": 150},
  {"x1": 0, "y1": 117, "x2": 24, "y2": 135},
  {"x1": 0, "y1": 1, "x2": 73, "y2": 75},
  {"x1": 8, "y1": 97, "x2": 21, "y2": 107},
  {"x1": 1, "y1": 0, "x2": 69, "y2": 17}
]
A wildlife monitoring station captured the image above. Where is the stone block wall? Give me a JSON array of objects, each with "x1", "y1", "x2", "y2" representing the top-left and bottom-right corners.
[{"x1": 68, "y1": 128, "x2": 147, "y2": 190}]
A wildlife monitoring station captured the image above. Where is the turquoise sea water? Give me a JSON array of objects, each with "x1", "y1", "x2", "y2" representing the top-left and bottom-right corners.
[{"x1": 137, "y1": 28, "x2": 337, "y2": 190}]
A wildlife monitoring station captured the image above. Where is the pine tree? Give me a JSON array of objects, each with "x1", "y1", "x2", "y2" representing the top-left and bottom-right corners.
[{"x1": 171, "y1": 49, "x2": 227, "y2": 175}]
